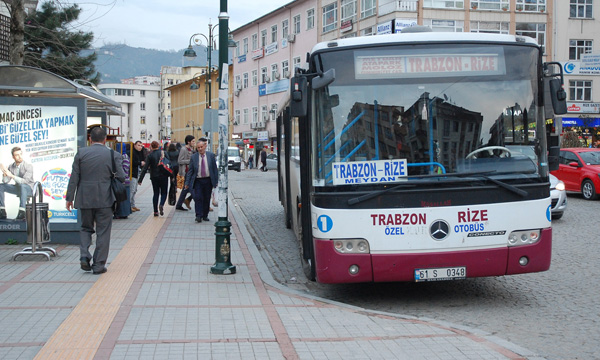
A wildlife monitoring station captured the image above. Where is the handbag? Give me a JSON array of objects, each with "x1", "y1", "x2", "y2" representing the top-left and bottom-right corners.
[
  {"x1": 158, "y1": 150, "x2": 173, "y2": 177},
  {"x1": 110, "y1": 149, "x2": 128, "y2": 203},
  {"x1": 176, "y1": 174, "x2": 185, "y2": 189}
]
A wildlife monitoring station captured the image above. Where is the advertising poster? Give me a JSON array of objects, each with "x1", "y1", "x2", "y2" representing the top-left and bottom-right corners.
[{"x1": 0, "y1": 105, "x2": 78, "y2": 223}]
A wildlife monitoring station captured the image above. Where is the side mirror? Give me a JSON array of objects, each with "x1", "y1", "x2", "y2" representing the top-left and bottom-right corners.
[
  {"x1": 549, "y1": 78, "x2": 568, "y2": 115},
  {"x1": 548, "y1": 144, "x2": 559, "y2": 171},
  {"x1": 568, "y1": 161, "x2": 580, "y2": 168},
  {"x1": 290, "y1": 76, "x2": 308, "y2": 117}
]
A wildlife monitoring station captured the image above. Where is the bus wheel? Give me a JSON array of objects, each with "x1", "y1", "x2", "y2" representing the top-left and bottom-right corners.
[
  {"x1": 300, "y1": 244, "x2": 316, "y2": 281},
  {"x1": 298, "y1": 212, "x2": 316, "y2": 281},
  {"x1": 284, "y1": 198, "x2": 292, "y2": 229},
  {"x1": 581, "y1": 179, "x2": 598, "y2": 200}
]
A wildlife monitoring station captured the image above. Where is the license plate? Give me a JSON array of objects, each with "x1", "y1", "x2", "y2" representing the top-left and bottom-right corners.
[{"x1": 415, "y1": 267, "x2": 466, "y2": 282}]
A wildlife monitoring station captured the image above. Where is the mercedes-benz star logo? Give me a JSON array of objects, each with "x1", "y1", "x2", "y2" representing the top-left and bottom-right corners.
[{"x1": 430, "y1": 220, "x2": 450, "y2": 240}]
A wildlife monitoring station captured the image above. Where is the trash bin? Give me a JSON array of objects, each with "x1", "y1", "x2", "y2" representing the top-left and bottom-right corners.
[{"x1": 26, "y1": 202, "x2": 51, "y2": 244}]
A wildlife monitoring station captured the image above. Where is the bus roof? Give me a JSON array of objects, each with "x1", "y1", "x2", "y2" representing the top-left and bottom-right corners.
[{"x1": 311, "y1": 32, "x2": 539, "y2": 54}]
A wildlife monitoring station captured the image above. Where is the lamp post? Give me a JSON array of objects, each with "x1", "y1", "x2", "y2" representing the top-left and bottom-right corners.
[
  {"x1": 212, "y1": 0, "x2": 236, "y2": 275},
  {"x1": 184, "y1": 4, "x2": 236, "y2": 275},
  {"x1": 184, "y1": 23, "x2": 217, "y2": 111}
]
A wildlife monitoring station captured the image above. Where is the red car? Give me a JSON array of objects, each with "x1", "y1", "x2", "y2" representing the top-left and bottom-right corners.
[{"x1": 551, "y1": 148, "x2": 600, "y2": 200}]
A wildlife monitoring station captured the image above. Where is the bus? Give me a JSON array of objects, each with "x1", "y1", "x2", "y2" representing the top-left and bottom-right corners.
[{"x1": 276, "y1": 29, "x2": 567, "y2": 284}]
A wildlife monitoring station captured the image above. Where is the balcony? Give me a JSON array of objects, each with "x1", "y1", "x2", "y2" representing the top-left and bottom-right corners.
[{"x1": 379, "y1": 0, "x2": 418, "y2": 16}]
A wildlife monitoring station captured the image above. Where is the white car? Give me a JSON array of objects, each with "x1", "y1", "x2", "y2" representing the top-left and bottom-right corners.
[{"x1": 550, "y1": 173, "x2": 567, "y2": 220}]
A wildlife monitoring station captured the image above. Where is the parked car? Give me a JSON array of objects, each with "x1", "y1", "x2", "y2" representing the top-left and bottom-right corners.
[
  {"x1": 551, "y1": 148, "x2": 600, "y2": 200},
  {"x1": 266, "y1": 153, "x2": 278, "y2": 170},
  {"x1": 227, "y1": 146, "x2": 242, "y2": 172},
  {"x1": 549, "y1": 174, "x2": 567, "y2": 220}
]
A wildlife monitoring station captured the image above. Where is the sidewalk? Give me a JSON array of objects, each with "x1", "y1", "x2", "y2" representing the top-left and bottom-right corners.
[{"x1": 0, "y1": 182, "x2": 545, "y2": 359}]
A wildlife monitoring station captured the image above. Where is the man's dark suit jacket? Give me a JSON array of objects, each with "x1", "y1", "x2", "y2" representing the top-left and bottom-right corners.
[
  {"x1": 184, "y1": 151, "x2": 218, "y2": 190},
  {"x1": 66, "y1": 144, "x2": 126, "y2": 209}
]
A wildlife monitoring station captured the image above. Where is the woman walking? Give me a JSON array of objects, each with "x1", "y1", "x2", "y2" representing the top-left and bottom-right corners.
[
  {"x1": 138, "y1": 141, "x2": 169, "y2": 217},
  {"x1": 166, "y1": 142, "x2": 180, "y2": 206}
]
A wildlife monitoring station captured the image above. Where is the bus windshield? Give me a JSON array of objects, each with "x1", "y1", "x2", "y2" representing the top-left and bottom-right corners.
[{"x1": 311, "y1": 43, "x2": 545, "y2": 187}]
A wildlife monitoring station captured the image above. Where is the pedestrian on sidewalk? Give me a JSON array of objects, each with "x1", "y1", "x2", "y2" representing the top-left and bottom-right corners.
[
  {"x1": 166, "y1": 142, "x2": 180, "y2": 206},
  {"x1": 185, "y1": 138, "x2": 217, "y2": 223},
  {"x1": 130, "y1": 140, "x2": 146, "y2": 212},
  {"x1": 66, "y1": 126, "x2": 125, "y2": 275},
  {"x1": 138, "y1": 141, "x2": 169, "y2": 217},
  {"x1": 175, "y1": 135, "x2": 195, "y2": 211},
  {"x1": 113, "y1": 146, "x2": 131, "y2": 219},
  {"x1": 259, "y1": 148, "x2": 267, "y2": 172},
  {"x1": 248, "y1": 154, "x2": 254, "y2": 170}
]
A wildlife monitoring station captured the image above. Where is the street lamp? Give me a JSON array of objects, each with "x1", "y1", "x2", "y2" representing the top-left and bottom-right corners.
[{"x1": 184, "y1": 23, "x2": 218, "y2": 110}]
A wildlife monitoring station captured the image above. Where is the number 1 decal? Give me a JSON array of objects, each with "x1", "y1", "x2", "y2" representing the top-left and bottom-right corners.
[{"x1": 318, "y1": 215, "x2": 333, "y2": 233}]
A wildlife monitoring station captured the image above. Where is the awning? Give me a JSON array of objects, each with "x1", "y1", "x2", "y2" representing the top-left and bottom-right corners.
[{"x1": 0, "y1": 65, "x2": 123, "y2": 115}]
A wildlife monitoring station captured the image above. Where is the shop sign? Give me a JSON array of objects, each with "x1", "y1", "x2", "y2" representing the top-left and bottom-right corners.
[
  {"x1": 258, "y1": 79, "x2": 289, "y2": 96},
  {"x1": 341, "y1": 20, "x2": 353, "y2": 33},
  {"x1": 257, "y1": 131, "x2": 269, "y2": 142},
  {"x1": 566, "y1": 102, "x2": 600, "y2": 114},
  {"x1": 265, "y1": 42, "x2": 278, "y2": 56},
  {"x1": 395, "y1": 19, "x2": 418, "y2": 33},
  {"x1": 562, "y1": 60, "x2": 600, "y2": 75},
  {"x1": 243, "y1": 131, "x2": 257, "y2": 139},
  {"x1": 252, "y1": 48, "x2": 264, "y2": 60},
  {"x1": 237, "y1": 54, "x2": 246, "y2": 63},
  {"x1": 377, "y1": 21, "x2": 393, "y2": 35},
  {"x1": 561, "y1": 117, "x2": 600, "y2": 127}
]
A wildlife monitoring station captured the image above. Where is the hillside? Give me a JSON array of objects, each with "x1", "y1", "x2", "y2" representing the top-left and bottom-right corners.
[{"x1": 87, "y1": 44, "x2": 214, "y2": 84}]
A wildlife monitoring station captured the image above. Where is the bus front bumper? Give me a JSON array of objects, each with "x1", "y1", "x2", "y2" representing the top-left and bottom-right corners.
[{"x1": 314, "y1": 228, "x2": 552, "y2": 283}]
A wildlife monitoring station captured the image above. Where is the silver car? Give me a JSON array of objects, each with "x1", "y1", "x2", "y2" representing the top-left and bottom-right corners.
[
  {"x1": 266, "y1": 153, "x2": 278, "y2": 170},
  {"x1": 550, "y1": 173, "x2": 567, "y2": 220},
  {"x1": 506, "y1": 145, "x2": 567, "y2": 220}
]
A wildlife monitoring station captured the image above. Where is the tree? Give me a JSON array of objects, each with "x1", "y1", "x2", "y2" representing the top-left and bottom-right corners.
[
  {"x1": 24, "y1": 1, "x2": 100, "y2": 83},
  {"x1": 3, "y1": 0, "x2": 100, "y2": 83},
  {"x1": 3, "y1": 0, "x2": 26, "y2": 65}
]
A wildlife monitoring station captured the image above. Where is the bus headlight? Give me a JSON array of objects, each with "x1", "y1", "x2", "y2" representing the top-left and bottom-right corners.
[
  {"x1": 507, "y1": 230, "x2": 540, "y2": 247},
  {"x1": 333, "y1": 239, "x2": 370, "y2": 254}
]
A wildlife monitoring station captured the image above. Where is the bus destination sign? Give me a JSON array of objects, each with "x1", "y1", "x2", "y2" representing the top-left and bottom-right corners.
[
  {"x1": 355, "y1": 53, "x2": 504, "y2": 79},
  {"x1": 332, "y1": 159, "x2": 407, "y2": 185}
]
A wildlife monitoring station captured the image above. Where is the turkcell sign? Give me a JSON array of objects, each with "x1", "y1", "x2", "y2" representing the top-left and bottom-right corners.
[{"x1": 332, "y1": 159, "x2": 407, "y2": 185}]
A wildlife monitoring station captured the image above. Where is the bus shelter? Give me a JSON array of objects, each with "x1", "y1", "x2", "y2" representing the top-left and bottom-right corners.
[{"x1": 0, "y1": 65, "x2": 123, "y2": 244}]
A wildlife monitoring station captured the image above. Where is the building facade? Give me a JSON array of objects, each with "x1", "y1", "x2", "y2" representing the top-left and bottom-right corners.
[
  {"x1": 231, "y1": 0, "x2": 318, "y2": 164},
  {"x1": 98, "y1": 81, "x2": 161, "y2": 145},
  {"x1": 554, "y1": 0, "x2": 600, "y2": 146},
  {"x1": 159, "y1": 66, "x2": 207, "y2": 141},
  {"x1": 168, "y1": 65, "x2": 234, "y2": 153}
]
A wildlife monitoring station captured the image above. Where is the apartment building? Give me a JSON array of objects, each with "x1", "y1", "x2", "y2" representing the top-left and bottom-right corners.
[
  {"x1": 231, "y1": 0, "x2": 318, "y2": 163},
  {"x1": 98, "y1": 82, "x2": 161, "y2": 144},
  {"x1": 159, "y1": 66, "x2": 207, "y2": 141},
  {"x1": 554, "y1": 0, "x2": 600, "y2": 145}
]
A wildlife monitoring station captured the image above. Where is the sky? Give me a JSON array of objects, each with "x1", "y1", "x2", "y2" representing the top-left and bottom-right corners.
[{"x1": 62, "y1": 0, "x2": 292, "y2": 51}]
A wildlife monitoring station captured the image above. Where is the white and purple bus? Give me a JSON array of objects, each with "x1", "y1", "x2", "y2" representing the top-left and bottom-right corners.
[{"x1": 278, "y1": 29, "x2": 567, "y2": 283}]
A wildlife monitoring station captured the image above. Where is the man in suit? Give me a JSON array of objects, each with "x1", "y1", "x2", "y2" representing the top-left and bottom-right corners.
[
  {"x1": 66, "y1": 126, "x2": 125, "y2": 274},
  {"x1": 184, "y1": 137, "x2": 217, "y2": 223},
  {"x1": 0, "y1": 146, "x2": 35, "y2": 220}
]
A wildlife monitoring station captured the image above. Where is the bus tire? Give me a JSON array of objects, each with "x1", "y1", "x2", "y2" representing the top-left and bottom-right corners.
[{"x1": 302, "y1": 256, "x2": 316, "y2": 281}]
